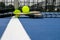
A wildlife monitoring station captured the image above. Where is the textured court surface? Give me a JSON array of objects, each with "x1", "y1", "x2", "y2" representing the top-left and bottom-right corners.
[{"x1": 0, "y1": 12, "x2": 60, "y2": 40}]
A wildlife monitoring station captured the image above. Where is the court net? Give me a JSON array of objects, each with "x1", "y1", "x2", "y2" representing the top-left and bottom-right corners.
[{"x1": 0, "y1": 12, "x2": 60, "y2": 18}]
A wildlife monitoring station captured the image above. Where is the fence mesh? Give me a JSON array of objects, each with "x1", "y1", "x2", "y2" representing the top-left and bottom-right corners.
[{"x1": 0, "y1": 0, "x2": 60, "y2": 12}]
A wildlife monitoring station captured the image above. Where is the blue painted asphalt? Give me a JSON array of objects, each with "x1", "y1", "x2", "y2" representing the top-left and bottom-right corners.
[
  {"x1": 0, "y1": 18, "x2": 11, "y2": 38},
  {"x1": 19, "y1": 18, "x2": 60, "y2": 40},
  {"x1": 0, "y1": 12, "x2": 60, "y2": 40}
]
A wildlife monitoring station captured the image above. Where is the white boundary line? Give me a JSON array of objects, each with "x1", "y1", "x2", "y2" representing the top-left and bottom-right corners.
[{"x1": 1, "y1": 17, "x2": 31, "y2": 40}]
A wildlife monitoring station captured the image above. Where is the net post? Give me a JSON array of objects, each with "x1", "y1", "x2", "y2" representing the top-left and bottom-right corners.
[{"x1": 14, "y1": 0, "x2": 19, "y2": 9}]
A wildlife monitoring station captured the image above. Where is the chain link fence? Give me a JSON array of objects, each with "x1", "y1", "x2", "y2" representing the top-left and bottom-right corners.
[
  {"x1": 0, "y1": 0, "x2": 60, "y2": 12},
  {"x1": 0, "y1": 0, "x2": 60, "y2": 18}
]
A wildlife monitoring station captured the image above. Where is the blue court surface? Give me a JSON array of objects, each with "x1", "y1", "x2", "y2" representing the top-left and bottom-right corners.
[{"x1": 0, "y1": 12, "x2": 60, "y2": 40}]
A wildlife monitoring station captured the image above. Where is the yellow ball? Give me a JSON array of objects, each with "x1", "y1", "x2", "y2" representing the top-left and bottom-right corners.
[
  {"x1": 22, "y1": 6, "x2": 30, "y2": 14},
  {"x1": 13, "y1": 9, "x2": 21, "y2": 17},
  {"x1": 13, "y1": 9, "x2": 21, "y2": 15}
]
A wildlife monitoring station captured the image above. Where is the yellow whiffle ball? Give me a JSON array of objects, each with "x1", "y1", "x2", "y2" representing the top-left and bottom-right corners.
[
  {"x1": 22, "y1": 6, "x2": 30, "y2": 14},
  {"x1": 13, "y1": 9, "x2": 21, "y2": 18}
]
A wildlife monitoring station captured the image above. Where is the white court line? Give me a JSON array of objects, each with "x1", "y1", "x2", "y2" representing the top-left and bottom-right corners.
[{"x1": 1, "y1": 17, "x2": 31, "y2": 40}]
